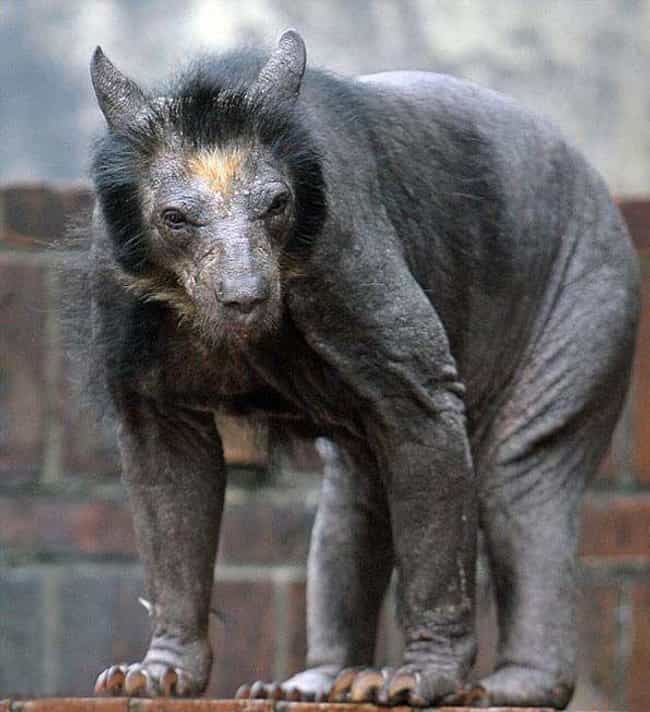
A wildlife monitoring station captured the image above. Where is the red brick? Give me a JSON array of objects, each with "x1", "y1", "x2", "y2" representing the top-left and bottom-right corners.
[
  {"x1": 20, "y1": 699, "x2": 128, "y2": 712},
  {"x1": 0, "y1": 185, "x2": 66, "y2": 248},
  {"x1": 0, "y1": 185, "x2": 92, "y2": 250},
  {"x1": 286, "y1": 580, "x2": 307, "y2": 675},
  {"x1": 130, "y1": 701, "x2": 273, "y2": 712},
  {"x1": 633, "y1": 256, "x2": 650, "y2": 481},
  {"x1": 629, "y1": 582, "x2": 650, "y2": 712},
  {"x1": 63, "y1": 500, "x2": 135, "y2": 554},
  {"x1": 0, "y1": 497, "x2": 136, "y2": 557},
  {"x1": 620, "y1": 199, "x2": 650, "y2": 254},
  {"x1": 0, "y1": 702, "x2": 9, "y2": 712},
  {"x1": 279, "y1": 705, "x2": 407, "y2": 712},
  {"x1": 219, "y1": 497, "x2": 314, "y2": 566},
  {"x1": 579, "y1": 493, "x2": 650, "y2": 560},
  {"x1": 0, "y1": 256, "x2": 48, "y2": 478},
  {"x1": 207, "y1": 580, "x2": 276, "y2": 697},
  {"x1": 576, "y1": 583, "x2": 620, "y2": 701}
]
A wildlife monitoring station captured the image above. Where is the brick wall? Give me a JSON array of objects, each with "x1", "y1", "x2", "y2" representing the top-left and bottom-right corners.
[{"x1": 0, "y1": 186, "x2": 649, "y2": 710}]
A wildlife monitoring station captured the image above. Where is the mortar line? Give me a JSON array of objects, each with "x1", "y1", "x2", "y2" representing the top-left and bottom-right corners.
[
  {"x1": 272, "y1": 571, "x2": 291, "y2": 682},
  {"x1": 41, "y1": 262, "x2": 64, "y2": 483},
  {"x1": 214, "y1": 563, "x2": 305, "y2": 582}
]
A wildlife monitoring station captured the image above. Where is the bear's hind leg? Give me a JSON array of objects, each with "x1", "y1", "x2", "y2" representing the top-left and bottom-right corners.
[{"x1": 462, "y1": 262, "x2": 637, "y2": 709}]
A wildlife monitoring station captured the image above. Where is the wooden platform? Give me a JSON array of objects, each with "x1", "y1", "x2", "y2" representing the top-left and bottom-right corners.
[{"x1": 0, "y1": 699, "x2": 605, "y2": 712}]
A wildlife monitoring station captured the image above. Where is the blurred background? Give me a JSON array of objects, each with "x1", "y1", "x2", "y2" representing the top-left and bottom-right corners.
[
  {"x1": 2, "y1": 0, "x2": 650, "y2": 191},
  {"x1": 1, "y1": 1, "x2": 649, "y2": 710}
]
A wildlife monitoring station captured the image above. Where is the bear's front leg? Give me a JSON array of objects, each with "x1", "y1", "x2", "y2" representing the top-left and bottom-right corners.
[
  {"x1": 282, "y1": 245, "x2": 478, "y2": 705},
  {"x1": 94, "y1": 396, "x2": 225, "y2": 697},
  {"x1": 330, "y1": 405, "x2": 478, "y2": 706}
]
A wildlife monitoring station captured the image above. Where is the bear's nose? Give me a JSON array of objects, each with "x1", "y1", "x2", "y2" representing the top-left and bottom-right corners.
[{"x1": 218, "y1": 276, "x2": 270, "y2": 314}]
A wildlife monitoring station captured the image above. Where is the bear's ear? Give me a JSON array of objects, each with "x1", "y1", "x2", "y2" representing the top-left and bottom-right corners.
[
  {"x1": 250, "y1": 29, "x2": 306, "y2": 103},
  {"x1": 90, "y1": 46, "x2": 147, "y2": 132}
]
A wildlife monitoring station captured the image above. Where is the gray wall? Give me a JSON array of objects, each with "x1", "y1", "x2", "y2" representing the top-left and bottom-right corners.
[{"x1": 1, "y1": 0, "x2": 649, "y2": 193}]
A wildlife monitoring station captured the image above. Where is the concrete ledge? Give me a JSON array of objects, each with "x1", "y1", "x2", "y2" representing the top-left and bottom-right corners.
[{"x1": 0, "y1": 699, "x2": 603, "y2": 712}]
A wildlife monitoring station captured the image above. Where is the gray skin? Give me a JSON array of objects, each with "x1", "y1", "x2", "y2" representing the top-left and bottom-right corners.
[{"x1": 90, "y1": 31, "x2": 639, "y2": 708}]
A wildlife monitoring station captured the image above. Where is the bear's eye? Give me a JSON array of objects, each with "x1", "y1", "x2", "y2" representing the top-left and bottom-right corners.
[
  {"x1": 265, "y1": 190, "x2": 290, "y2": 218},
  {"x1": 161, "y1": 208, "x2": 188, "y2": 230}
]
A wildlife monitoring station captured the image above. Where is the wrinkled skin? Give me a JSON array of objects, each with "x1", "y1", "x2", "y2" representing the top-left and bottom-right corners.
[{"x1": 85, "y1": 32, "x2": 639, "y2": 708}]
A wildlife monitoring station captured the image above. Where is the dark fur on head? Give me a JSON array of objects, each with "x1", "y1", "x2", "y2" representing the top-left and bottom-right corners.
[{"x1": 92, "y1": 49, "x2": 327, "y2": 276}]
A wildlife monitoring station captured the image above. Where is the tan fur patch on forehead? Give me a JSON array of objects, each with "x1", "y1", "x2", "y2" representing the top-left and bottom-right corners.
[{"x1": 187, "y1": 145, "x2": 248, "y2": 195}]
